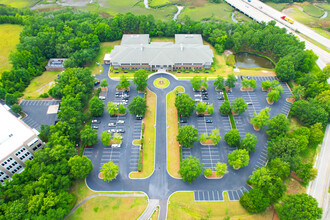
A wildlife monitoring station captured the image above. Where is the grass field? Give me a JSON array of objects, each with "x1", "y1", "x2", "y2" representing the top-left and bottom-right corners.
[
  {"x1": 0, "y1": 0, "x2": 38, "y2": 8},
  {"x1": 166, "y1": 86, "x2": 184, "y2": 178},
  {"x1": 130, "y1": 89, "x2": 156, "y2": 178},
  {"x1": 23, "y1": 71, "x2": 59, "y2": 100},
  {"x1": 0, "y1": 24, "x2": 23, "y2": 75},
  {"x1": 318, "y1": 3, "x2": 330, "y2": 11},
  {"x1": 66, "y1": 196, "x2": 148, "y2": 220},
  {"x1": 149, "y1": 0, "x2": 171, "y2": 7},
  {"x1": 265, "y1": 2, "x2": 288, "y2": 11},
  {"x1": 302, "y1": 3, "x2": 324, "y2": 18},
  {"x1": 168, "y1": 192, "x2": 274, "y2": 219},
  {"x1": 86, "y1": 41, "x2": 119, "y2": 75},
  {"x1": 180, "y1": 3, "x2": 234, "y2": 22}
]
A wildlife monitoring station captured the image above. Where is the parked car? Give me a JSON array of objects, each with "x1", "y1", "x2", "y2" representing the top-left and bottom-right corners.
[
  {"x1": 136, "y1": 115, "x2": 143, "y2": 120},
  {"x1": 117, "y1": 129, "x2": 125, "y2": 133},
  {"x1": 195, "y1": 99, "x2": 202, "y2": 102},
  {"x1": 108, "y1": 123, "x2": 116, "y2": 127},
  {"x1": 202, "y1": 96, "x2": 209, "y2": 100},
  {"x1": 201, "y1": 88, "x2": 207, "y2": 92},
  {"x1": 194, "y1": 89, "x2": 201, "y2": 92},
  {"x1": 115, "y1": 91, "x2": 122, "y2": 95},
  {"x1": 194, "y1": 94, "x2": 201, "y2": 97},
  {"x1": 92, "y1": 119, "x2": 100, "y2": 124},
  {"x1": 111, "y1": 144, "x2": 121, "y2": 148},
  {"x1": 117, "y1": 120, "x2": 125, "y2": 124},
  {"x1": 122, "y1": 96, "x2": 129, "y2": 100},
  {"x1": 218, "y1": 96, "x2": 224, "y2": 100},
  {"x1": 108, "y1": 129, "x2": 116, "y2": 133},
  {"x1": 110, "y1": 114, "x2": 118, "y2": 117},
  {"x1": 202, "y1": 91, "x2": 208, "y2": 95},
  {"x1": 180, "y1": 118, "x2": 187, "y2": 123},
  {"x1": 94, "y1": 81, "x2": 100, "y2": 86},
  {"x1": 115, "y1": 95, "x2": 122, "y2": 98},
  {"x1": 227, "y1": 90, "x2": 232, "y2": 94},
  {"x1": 92, "y1": 125, "x2": 98, "y2": 129},
  {"x1": 206, "y1": 119, "x2": 213, "y2": 123},
  {"x1": 247, "y1": 102, "x2": 253, "y2": 105},
  {"x1": 197, "y1": 114, "x2": 204, "y2": 117},
  {"x1": 99, "y1": 96, "x2": 106, "y2": 100}
]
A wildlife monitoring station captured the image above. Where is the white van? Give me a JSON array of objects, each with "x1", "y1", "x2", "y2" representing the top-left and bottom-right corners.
[{"x1": 111, "y1": 144, "x2": 121, "y2": 148}]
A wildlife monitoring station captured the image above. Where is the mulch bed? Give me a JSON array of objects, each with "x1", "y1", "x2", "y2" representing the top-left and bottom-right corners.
[
  {"x1": 266, "y1": 97, "x2": 274, "y2": 105},
  {"x1": 200, "y1": 140, "x2": 215, "y2": 145},
  {"x1": 286, "y1": 98, "x2": 295, "y2": 103},
  {"x1": 240, "y1": 87, "x2": 254, "y2": 91}
]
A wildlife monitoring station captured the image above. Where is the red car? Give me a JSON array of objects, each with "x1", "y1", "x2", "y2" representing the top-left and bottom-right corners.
[{"x1": 94, "y1": 81, "x2": 100, "y2": 86}]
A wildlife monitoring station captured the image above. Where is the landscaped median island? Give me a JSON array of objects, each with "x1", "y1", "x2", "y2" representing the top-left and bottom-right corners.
[
  {"x1": 153, "y1": 77, "x2": 170, "y2": 89},
  {"x1": 166, "y1": 86, "x2": 185, "y2": 178},
  {"x1": 130, "y1": 89, "x2": 156, "y2": 178},
  {"x1": 167, "y1": 192, "x2": 274, "y2": 219}
]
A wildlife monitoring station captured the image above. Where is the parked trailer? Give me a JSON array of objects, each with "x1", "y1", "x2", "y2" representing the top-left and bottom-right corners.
[{"x1": 281, "y1": 16, "x2": 294, "y2": 24}]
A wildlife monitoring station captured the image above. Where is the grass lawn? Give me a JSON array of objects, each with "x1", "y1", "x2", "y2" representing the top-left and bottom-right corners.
[
  {"x1": 284, "y1": 6, "x2": 316, "y2": 24},
  {"x1": 0, "y1": 0, "x2": 38, "y2": 8},
  {"x1": 285, "y1": 177, "x2": 306, "y2": 195},
  {"x1": 0, "y1": 24, "x2": 23, "y2": 75},
  {"x1": 318, "y1": 3, "x2": 330, "y2": 11},
  {"x1": 149, "y1": 206, "x2": 159, "y2": 220},
  {"x1": 166, "y1": 86, "x2": 184, "y2": 178},
  {"x1": 265, "y1": 2, "x2": 288, "y2": 11},
  {"x1": 149, "y1": 0, "x2": 171, "y2": 7},
  {"x1": 180, "y1": 3, "x2": 234, "y2": 22},
  {"x1": 23, "y1": 71, "x2": 59, "y2": 100},
  {"x1": 168, "y1": 191, "x2": 274, "y2": 219},
  {"x1": 153, "y1": 77, "x2": 170, "y2": 88},
  {"x1": 66, "y1": 196, "x2": 148, "y2": 220},
  {"x1": 302, "y1": 3, "x2": 324, "y2": 18},
  {"x1": 132, "y1": 139, "x2": 142, "y2": 145},
  {"x1": 130, "y1": 89, "x2": 156, "y2": 178},
  {"x1": 86, "y1": 41, "x2": 119, "y2": 75}
]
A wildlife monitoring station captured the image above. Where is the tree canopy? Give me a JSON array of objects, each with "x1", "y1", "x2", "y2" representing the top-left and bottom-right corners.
[
  {"x1": 214, "y1": 76, "x2": 225, "y2": 90},
  {"x1": 226, "y1": 74, "x2": 237, "y2": 89},
  {"x1": 179, "y1": 156, "x2": 204, "y2": 183},
  {"x1": 266, "y1": 114, "x2": 290, "y2": 139},
  {"x1": 68, "y1": 155, "x2": 93, "y2": 179},
  {"x1": 231, "y1": 97, "x2": 248, "y2": 114},
  {"x1": 219, "y1": 100, "x2": 231, "y2": 115},
  {"x1": 251, "y1": 107, "x2": 270, "y2": 129},
  {"x1": 89, "y1": 96, "x2": 105, "y2": 117},
  {"x1": 80, "y1": 125, "x2": 98, "y2": 147},
  {"x1": 133, "y1": 69, "x2": 148, "y2": 91},
  {"x1": 101, "y1": 161, "x2": 119, "y2": 182},
  {"x1": 177, "y1": 125, "x2": 199, "y2": 148},
  {"x1": 228, "y1": 149, "x2": 249, "y2": 169},
  {"x1": 224, "y1": 129, "x2": 241, "y2": 147},
  {"x1": 190, "y1": 76, "x2": 202, "y2": 90},
  {"x1": 128, "y1": 96, "x2": 147, "y2": 116},
  {"x1": 240, "y1": 133, "x2": 257, "y2": 152},
  {"x1": 175, "y1": 93, "x2": 195, "y2": 117}
]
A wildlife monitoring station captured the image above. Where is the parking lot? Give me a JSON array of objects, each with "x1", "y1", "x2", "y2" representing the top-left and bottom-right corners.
[
  {"x1": 84, "y1": 78, "x2": 144, "y2": 175},
  {"x1": 20, "y1": 100, "x2": 60, "y2": 130}
]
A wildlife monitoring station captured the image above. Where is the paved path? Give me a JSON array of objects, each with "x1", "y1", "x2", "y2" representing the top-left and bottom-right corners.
[
  {"x1": 138, "y1": 199, "x2": 159, "y2": 220},
  {"x1": 68, "y1": 193, "x2": 146, "y2": 216},
  {"x1": 308, "y1": 125, "x2": 330, "y2": 219}
]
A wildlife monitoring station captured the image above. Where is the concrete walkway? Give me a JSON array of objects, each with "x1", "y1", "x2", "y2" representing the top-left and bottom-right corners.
[
  {"x1": 138, "y1": 199, "x2": 160, "y2": 220},
  {"x1": 68, "y1": 193, "x2": 146, "y2": 216},
  {"x1": 307, "y1": 125, "x2": 330, "y2": 219}
]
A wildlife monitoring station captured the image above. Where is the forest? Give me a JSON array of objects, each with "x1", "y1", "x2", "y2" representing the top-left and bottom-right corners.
[{"x1": 0, "y1": 4, "x2": 329, "y2": 219}]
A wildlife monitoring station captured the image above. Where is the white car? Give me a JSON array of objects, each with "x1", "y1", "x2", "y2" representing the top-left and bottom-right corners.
[
  {"x1": 111, "y1": 144, "x2": 121, "y2": 148},
  {"x1": 99, "y1": 96, "x2": 106, "y2": 100},
  {"x1": 108, "y1": 123, "x2": 116, "y2": 127},
  {"x1": 117, "y1": 120, "x2": 125, "y2": 124},
  {"x1": 195, "y1": 94, "x2": 201, "y2": 97}
]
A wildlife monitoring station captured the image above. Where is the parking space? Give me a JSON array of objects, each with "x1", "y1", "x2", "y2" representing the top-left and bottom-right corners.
[
  {"x1": 226, "y1": 186, "x2": 250, "y2": 201},
  {"x1": 253, "y1": 143, "x2": 268, "y2": 171},
  {"x1": 182, "y1": 147, "x2": 192, "y2": 159},
  {"x1": 249, "y1": 76, "x2": 277, "y2": 81},
  {"x1": 132, "y1": 121, "x2": 142, "y2": 140},
  {"x1": 233, "y1": 115, "x2": 247, "y2": 137},
  {"x1": 99, "y1": 147, "x2": 120, "y2": 169},
  {"x1": 83, "y1": 147, "x2": 94, "y2": 160},
  {"x1": 20, "y1": 100, "x2": 60, "y2": 130},
  {"x1": 129, "y1": 145, "x2": 140, "y2": 171},
  {"x1": 241, "y1": 91, "x2": 262, "y2": 117},
  {"x1": 194, "y1": 190, "x2": 224, "y2": 201},
  {"x1": 200, "y1": 145, "x2": 221, "y2": 170}
]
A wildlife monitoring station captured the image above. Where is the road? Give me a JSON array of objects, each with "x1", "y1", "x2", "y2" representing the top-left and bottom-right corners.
[
  {"x1": 307, "y1": 125, "x2": 330, "y2": 219},
  {"x1": 224, "y1": 0, "x2": 330, "y2": 69}
]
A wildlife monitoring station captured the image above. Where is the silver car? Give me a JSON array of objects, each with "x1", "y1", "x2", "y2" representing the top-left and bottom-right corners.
[
  {"x1": 108, "y1": 123, "x2": 116, "y2": 127},
  {"x1": 117, "y1": 120, "x2": 125, "y2": 124}
]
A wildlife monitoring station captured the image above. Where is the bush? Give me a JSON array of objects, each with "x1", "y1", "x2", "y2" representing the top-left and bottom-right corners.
[
  {"x1": 204, "y1": 168, "x2": 213, "y2": 177},
  {"x1": 39, "y1": 93, "x2": 49, "y2": 98},
  {"x1": 11, "y1": 104, "x2": 22, "y2": 114}
]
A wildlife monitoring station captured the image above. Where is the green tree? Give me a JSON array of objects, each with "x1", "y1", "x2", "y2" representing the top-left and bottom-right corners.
[
  {"x1": 266, "y1": 114, "x2": 290, "y2": 139},
  {"x1": 224, "y1": 129, "x2": 241, "y2": 147},
  {"x1": 241, "y1": 79, "x2": 256, "y2": 89},
  {"x1": 240, "y1": 188, "x2": 270, "y2": 213},
  {"x1": 275, "y1": 58, "x2": 295, "y2": 82},
  {"x1": 267, "y1": 90, "x2": 280, "y2": 103},
  {"x1": 100, "y1": 79, "x2": 108, "y2": 87},
  {"x1": 118, "y1": 104, "x2": 126, "y2": 114},
  {"x1": 11, "y1": 104, "x2": 22, "y2": 114},
  {"x1": 261, "y1": 80, "x2": 271, "y2": 90},
  {"x1": 80, "y1": 125, "x2": 98, "y2": 147},
  {"x1": 117, "y1": 75, "x2": 130, "y2": 89},
  {"x1": 5, "y1": 93, "x2": 18, "y2": 105},
  {"x1": 128, "y1": 96, "x2": 147, "y2": 116},
  {"x1": 219, "y1": 100, "x2": 231, "y2": 115},
  {"x1": 199, "y1": 133, "x2": 208, "y2": 143},
  {"x1": 296, "y1": 163, "x2": 317, "y2": 185},
  {"x1": 214, "y1": 76, "x2": 225, "y2": 90},
  {"x1": 228, "y1": 149, "x2": 249, "y2": 169},
  {"x1": 231, "y1": 97, "x2": 248, "y2": 114},
  {"x1": 133, "y1": 69, "x2": 148, "y2": 91},
  {"x1": 89, "y1": 96, "x2": 104, "y2": 117},
  {"x1": 215, "y1": 162, "x2": 228, "y2": 177},
  {"x1": 190, "y1": 76, "x2": 202, "y2": 90},
  {"x1": 209, "y1": 128, "x2": 221, "y2": 145},
  {"x1": 270, "y1": 80, "x2": 279, "y2": 89},
  {"x1": 100, "y1": 130, "x2": 111, "y2": 146},
  {"x1": 177, "y1": 125, "x2": 199, "y2": 148},
  {"x1": 39, "y1": 124, "x2": 51, "y2": 142},
  {"x1": 315, "y1": 90, "x2": 330, "y2": 119},
  {"x1": 0, "y1": 87, "x2": 7, "y2": 99},
  {"x1": 309, "y1": 123, "x2": 324, "y2": 147},
  {"x1": 292, "y1": 85, "x2": 305, "y2": 100},
  {"x1": 241, "y1": 133, "x2": 257, "y2": 152},
  {"x1": 106, "y1": 102, "x2": 118, "y2": 115},
  {"x1": 101, "y1": 161, "x2": 119, "y2": 182},
  {"x1": 68, "y1": 155, "x2": 93, "y2": 179},
  {"x1": 226, "y1": 74, "x2": 237, "y2": 89},
  {"x1": 204, "y1": 168, "x2": 213, "y2": 177},
  {"x1": 251, "y1": 108, "x2": 270, "y2": 129},
  {"x1": 277, "y1": 193, "x2": 322, "y2": 220},
  {"x1": 179, "y1": 156, "x2": 204, "y2": 183},
  {"x1": 267, "y1": 158, "x2": 290, "y2": 180},
  {"x1": 175, "y1": 93, "x2": 195, "y2": 117},
  {"x1": 206, "y1": 104, "x2": 214, "y2": 114},
  {"x1": 202, "y1": 77, "x2": 208, "y2": 89},
  {"x1": 196, "y1": 102, "x2": 207, "y2": 114}
]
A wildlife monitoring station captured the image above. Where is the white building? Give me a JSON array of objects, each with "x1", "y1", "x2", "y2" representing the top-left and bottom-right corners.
[{"x1": 0, "y1": 104, "x2": 44, "y2": 183}]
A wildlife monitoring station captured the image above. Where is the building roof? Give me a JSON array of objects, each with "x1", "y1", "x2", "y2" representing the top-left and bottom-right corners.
[
  {"x1": 109, "y1": 34, "x2": 213, "y2": 66},
  {"x1": 175, "y1": 34, "x2": 203, "y2": 45},
  {"x1": 46, "y1": 58, "x2": 67, "y2": 67},
  {"x1": 0, "y1": 104, "x2": 36, "y2": 161},
  {"x1": 121, "y1": 34, "x2": 150, "y2": 45}
]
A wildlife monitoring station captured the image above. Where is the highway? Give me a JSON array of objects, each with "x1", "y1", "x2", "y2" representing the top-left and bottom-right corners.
[{"x1": 224, "y1": 0, "x2": 330, "y2": 69}]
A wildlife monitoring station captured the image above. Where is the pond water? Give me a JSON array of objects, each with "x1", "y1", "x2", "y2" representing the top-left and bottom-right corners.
[{"x1": 235, "y1": 52, "x2": 275, "y2": 69}]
